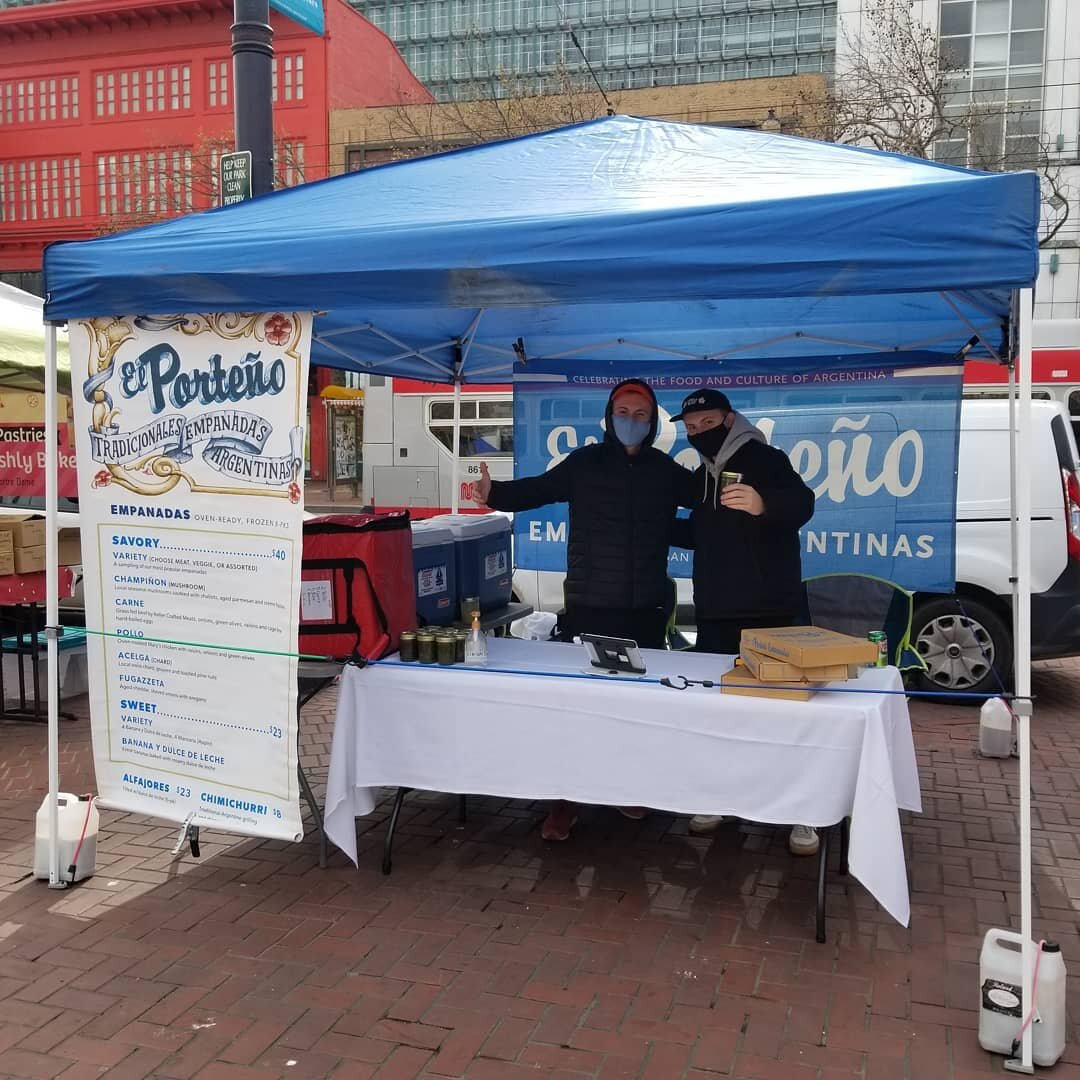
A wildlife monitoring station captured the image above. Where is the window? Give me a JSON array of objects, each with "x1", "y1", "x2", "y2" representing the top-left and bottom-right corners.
[
  {"x1": 428, "y1": 398, "x2": 513, "y2": 457},
  {"x1": 941, "y1": 1, "x2": 973, "y2": 36},
  {"x1": 272, "y1": 54, "x2": 305, "y2": 103},
  {"x1": 431, "y1": 1, "x2": 449, "y2": 35},
  {"x1": 975, "y1": 0, "x2": 1009, "y2": 33},
  {"x1": 1009, "y1": 29, "x2": 1043, "y2": 66},
  {"x1": 676, "y1": 23, "x2": 697, "y2": 58},
  {"x1": 94, "y1": 65, "x2": 190, "y2": 117},
  {"x1": 0, "y1": 157, "x2": 81, "y2": 222},
  {"x1": 938, "y1": 0, "x2": 1046, "y2": 170},
  {"x1": 277, "y1": 140, "x2": 304, "y2": 188},
  {"x1": 95, "y1": 149, "x2": 192, "y2": 217},
  {"x1": 0, "y1": 75, "x2": 79, "y2": 126}
]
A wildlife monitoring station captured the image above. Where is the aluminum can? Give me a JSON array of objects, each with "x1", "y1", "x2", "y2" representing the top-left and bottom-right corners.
[{"x1": 868, "y1": 630, "x2": 888, "y2": 667}]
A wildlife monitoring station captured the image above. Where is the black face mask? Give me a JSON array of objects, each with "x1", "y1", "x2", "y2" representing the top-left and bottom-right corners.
[{"x1": 688, "y1": 422, "x2": 729, "y2": 460}]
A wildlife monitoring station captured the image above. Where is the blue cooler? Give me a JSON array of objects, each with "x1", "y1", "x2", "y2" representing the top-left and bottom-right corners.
[
  {"x1": 410, "y1": 522, "x2": 457, "y2": 626},
  {"x1": 431, "y1": 514, "x2": 512, "y2": 613}
]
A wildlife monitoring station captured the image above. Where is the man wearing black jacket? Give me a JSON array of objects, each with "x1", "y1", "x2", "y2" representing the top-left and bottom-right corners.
[
  {"x1": 672, "y1": 388, "x2": 819, "y2": 854},
  {"x1": 475, "y1": 378, "x2": 690, "y2": 840}
]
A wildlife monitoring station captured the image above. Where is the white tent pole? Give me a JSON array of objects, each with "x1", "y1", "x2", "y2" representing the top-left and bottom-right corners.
[
  {"x1": 451, "y1": 377, "x2": 461, "y2": 515},
  {"x1": 1008, "y1": 324, "x2": 1019, "y2": 654},
  {"x1": 1016, "y1": 286, "x2": 1034, "y2": 1071},
  {"x1": 44, "y1": 322, "x2": 63, "y2": 889}
]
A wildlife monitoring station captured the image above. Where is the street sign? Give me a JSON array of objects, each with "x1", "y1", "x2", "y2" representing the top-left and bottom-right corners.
[
  {"x1": 269, "y1": 0, "x2": 324, "y2": 34},
  {"x1": 219, "y1": 150, "x2": 253, "y2": 206}
]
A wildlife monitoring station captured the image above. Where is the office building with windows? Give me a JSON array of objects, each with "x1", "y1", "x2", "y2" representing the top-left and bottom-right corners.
[
  {"x1": 837, "y1": 0, "x2": 1080, "y2": 320},
  {"x1": 352, "y1": 0, "x2": 837, "y2": 101}
]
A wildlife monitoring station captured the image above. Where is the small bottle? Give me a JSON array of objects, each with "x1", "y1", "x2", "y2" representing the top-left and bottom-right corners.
[{"x1": 464, "y1": 610, "x2": 488, "y2": 665}]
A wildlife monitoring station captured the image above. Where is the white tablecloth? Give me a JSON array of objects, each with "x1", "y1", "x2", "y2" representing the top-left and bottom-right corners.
[{"x1": 325, "y1": 638, "x2": 922, "y2": 925}]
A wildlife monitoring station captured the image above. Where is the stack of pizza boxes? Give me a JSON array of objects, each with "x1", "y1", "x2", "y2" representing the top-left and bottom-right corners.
[{"x1": 720, "y1": 626, "x2": 880, "y2": 701}]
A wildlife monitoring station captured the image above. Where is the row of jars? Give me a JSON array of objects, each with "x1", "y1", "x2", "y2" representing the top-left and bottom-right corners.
[{"x1": 399, "y1": 627, "x2": 467, "y2": 665}]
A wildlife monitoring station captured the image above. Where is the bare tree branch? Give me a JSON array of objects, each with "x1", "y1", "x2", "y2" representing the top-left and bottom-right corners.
[
  {"x1": 96, "y1": 130, "x2": 308, "y2": 235},
  {"x1": 795, "y1": 0, "x2": 1068, "y2": 247}
]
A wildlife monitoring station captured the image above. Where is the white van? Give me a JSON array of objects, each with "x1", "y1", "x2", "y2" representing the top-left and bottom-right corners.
[
  {"x1": 905, "y1": 397, "x2": 1080, "y2": 695},
  {"x1": 512, "y1": 397, "x2": 1080, "y2": 697}
]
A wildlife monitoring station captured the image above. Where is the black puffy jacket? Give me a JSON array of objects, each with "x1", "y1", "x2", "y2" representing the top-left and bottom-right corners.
[
  {"x1": 487, "y1": 380, "x2": 690, "y2": 611},
  {"x1": 676, "y1": 438, "x2": 815, "y2": 621}
]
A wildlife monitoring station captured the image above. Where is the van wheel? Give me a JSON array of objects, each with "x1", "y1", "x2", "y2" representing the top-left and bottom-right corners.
[{"x1": 909, "y1": 596, "x2": 1012, "y2": 699}]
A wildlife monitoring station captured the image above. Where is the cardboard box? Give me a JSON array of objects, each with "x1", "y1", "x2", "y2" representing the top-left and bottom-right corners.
[
  {"x1": 13, "y1": 533, "x2": 80, "y2": 573},
  {"x1": 740, "y1": 626, "x2": 879, "y2": 669},
  {"x1": 14, "y1": 545, "x2": 44, "y2": 574},
  {"x1": 0, "y1": 531, "x2": 13, "y2": 576},
  {"x1": 0, "y1": 515, "x2": 45, "y2": 549},
  {"x1": 720, "y1": 667, "x2": 820, "y2": 701},
  {"x1": 58, "y1": 529, "x2": 81, "y2": 566},
  {"x1": 740, "y1": 647, "x2": 849, "y2": 684}
]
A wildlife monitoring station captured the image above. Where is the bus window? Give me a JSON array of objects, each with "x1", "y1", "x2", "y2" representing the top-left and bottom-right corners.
[{"x1": 427, "y1": 399, "x2": 513, "y2": 456}]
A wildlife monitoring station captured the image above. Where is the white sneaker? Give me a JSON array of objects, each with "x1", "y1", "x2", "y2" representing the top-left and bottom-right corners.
[
  {"x1": 688, "y1": 814, "x2": 728, "y2": 834},
  {"x1": 788, "y1": 825, "x2": 820, "y2": 856}
]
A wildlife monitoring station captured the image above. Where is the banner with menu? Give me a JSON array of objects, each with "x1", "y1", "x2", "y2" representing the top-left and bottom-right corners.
[{"x1": 70, "y1": 312, "x2": 311, "y2": 840}]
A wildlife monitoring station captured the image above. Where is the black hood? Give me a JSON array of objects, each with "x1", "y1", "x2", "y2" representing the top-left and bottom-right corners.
[{"x1": 604, "y1": 379, "x2": 659, "y2": 449}]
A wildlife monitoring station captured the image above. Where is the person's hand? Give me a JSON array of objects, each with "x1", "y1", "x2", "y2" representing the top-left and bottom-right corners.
[
  {"x1": 720, "y1": 482, "x2": 764, "y2": 516},
  {"x1": 476, "y1": 462, "x2": 493, "y2": 506}
]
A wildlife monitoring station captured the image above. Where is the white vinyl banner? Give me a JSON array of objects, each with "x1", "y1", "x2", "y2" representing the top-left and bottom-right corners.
[{"x1": 70, "y1": 313, "x2": 312, "y2": 841}]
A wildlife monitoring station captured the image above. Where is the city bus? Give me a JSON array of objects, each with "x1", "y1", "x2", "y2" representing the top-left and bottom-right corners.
[
  {"x1": 361, "y1": 376, "x2": 514, "y2": 517},
  {"x1": 963, "y1": 318, "x2": 1080, "y2": 442}
]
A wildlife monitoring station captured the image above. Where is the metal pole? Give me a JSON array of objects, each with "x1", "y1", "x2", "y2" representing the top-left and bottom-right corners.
[
  {"x1": 232, "y1": 0, "x2": 274, "y2": 196},
  {"x1": 1016, "y1": 287, "x2": 1034, "y2": 1072},
  {"x1": 44, "y1": 323, "x2": 63, "y2": 888}
]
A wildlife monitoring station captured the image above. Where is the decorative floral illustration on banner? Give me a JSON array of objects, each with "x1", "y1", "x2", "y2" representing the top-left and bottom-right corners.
[{"x1": 79, "y1": 312, "x2": 309, "y2": 499}]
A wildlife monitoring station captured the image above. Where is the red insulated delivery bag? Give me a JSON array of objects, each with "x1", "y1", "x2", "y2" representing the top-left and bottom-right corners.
[{"x1": 299, "y1": 512, "x2": 416, "y2": 662}]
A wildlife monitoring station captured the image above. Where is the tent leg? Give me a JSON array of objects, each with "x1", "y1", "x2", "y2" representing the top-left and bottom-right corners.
[
  {"x1": 451, "y1": 378, "x2": 461, "y2": 514},
  {"x1": 1013, "y1": 288, "x2": 1034, "y2": 1073},
  {"x1": 44, "y1": 323, "x2": 64, "y2": 890}
]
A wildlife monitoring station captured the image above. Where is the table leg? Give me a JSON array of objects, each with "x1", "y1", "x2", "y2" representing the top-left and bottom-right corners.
[
  {"x1": 816, "y1": 824, "x2": 832, "y2": 944},
  {"x1": 382, "y1": 786, "x2": 410, "y2": 875},
  {"x1": 297, "y1": 763, "x2": 327, "y2": 868},
  {"x1": 840, "y1": 817, "x2": 850, "y2": 877},
  {"x1": 459, "y1": 794, "x2": 468, "y2": 824}
]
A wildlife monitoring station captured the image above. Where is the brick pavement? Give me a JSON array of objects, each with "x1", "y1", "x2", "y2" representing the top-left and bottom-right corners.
[{"x1": 1, "y1": 663, "x2": 1080, "y2": 1078}]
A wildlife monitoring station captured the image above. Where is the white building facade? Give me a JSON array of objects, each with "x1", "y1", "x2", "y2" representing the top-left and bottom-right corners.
[{"x1": 836, "y1": 0, "x2": 1080, "y2": 321}]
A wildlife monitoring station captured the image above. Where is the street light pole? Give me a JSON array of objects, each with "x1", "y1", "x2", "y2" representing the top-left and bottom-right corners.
[{"x1": 231, "y1": 0, "x2": 275, "y2": 196}]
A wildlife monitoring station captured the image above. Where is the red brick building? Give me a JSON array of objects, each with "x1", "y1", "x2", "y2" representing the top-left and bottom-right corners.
[
  {"x1": 0, "y1": 0, "x2": 431, "y2": 483},
  {"x1": 0, "y1": 0, "x2": 431, "y2": 282}
]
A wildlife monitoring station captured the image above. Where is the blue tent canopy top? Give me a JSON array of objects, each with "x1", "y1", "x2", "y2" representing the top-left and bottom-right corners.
[{"x1": 43, "y1": 115, "x2": 1039, "y2": 383}]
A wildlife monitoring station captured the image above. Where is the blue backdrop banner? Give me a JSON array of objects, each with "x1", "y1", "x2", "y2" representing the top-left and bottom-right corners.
[{"x1": 511, "y1": 355, "x2": 963, "y2": 593}]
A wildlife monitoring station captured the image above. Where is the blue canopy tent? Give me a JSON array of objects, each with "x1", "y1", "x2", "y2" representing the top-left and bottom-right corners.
[{"x1": 42, "y1": 116, "x2": 1041, "y2": 1064}]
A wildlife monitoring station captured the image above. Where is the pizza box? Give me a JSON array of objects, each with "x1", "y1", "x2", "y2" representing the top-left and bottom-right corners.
[
  {"x1": 720, "y1": 667, "x2": 820, "y2": 702},
  {"x1": 739, "y1": 647, "x2": 849, "y2": 684},
  {"x1": 740, "y1": 625, "x2": 878, "y2": 668}
]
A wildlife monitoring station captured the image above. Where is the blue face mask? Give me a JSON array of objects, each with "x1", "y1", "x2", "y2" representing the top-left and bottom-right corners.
[{"x1": 611, "y1": 414, "x2": 651, "y2": 448}]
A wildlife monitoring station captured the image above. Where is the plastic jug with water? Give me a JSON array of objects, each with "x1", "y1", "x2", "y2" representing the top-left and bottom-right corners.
[
  {"x1": 978, "y1": 697, "x2": 1014, "y2": 758},
  {"x1": 979, "y1": 929, "x2": 1066, "y2": 1067},
  {"x1": 33, "y1": 793, "x2": 98, "y2": 884}
]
